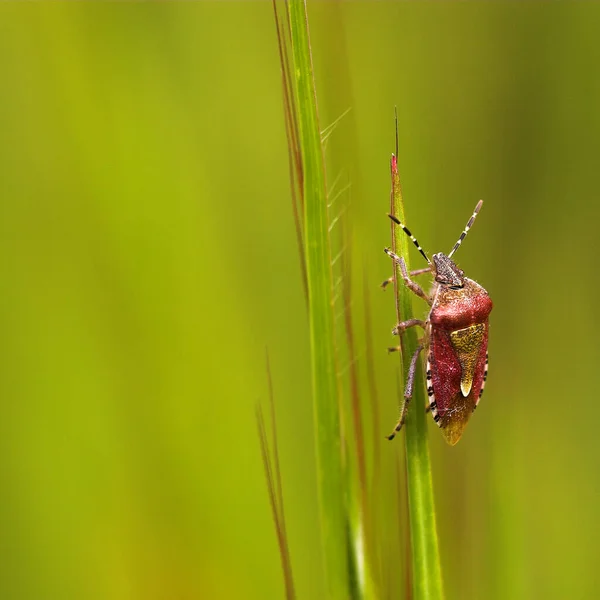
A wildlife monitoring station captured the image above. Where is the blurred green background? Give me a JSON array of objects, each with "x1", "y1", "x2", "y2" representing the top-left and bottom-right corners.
[{"x1": 0, "y1": 2, "x2": 598, "y2": 599}]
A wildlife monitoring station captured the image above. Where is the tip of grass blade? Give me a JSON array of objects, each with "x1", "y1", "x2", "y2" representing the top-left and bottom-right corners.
[{"x1": 388, "y1": 112, "x2": 444, "y2": 599}]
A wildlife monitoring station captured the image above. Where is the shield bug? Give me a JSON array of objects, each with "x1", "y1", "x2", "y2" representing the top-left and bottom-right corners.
[{"x1": 384, "y1": 200, "x2": 492, "y2": 445}]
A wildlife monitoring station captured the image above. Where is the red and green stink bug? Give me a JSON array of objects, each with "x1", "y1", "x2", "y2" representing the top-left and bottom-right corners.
[{"x1": 384, "y1": 200, "x2": 492, "y2": 445}]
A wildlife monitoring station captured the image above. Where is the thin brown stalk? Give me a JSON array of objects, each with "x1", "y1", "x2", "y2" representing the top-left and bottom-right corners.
[
  {"x1": 256, "y1": 353, "x2": 296, "y2": 600},
  {"x1": 273, "y1": 0, "x2": 308, "y2": 303}
]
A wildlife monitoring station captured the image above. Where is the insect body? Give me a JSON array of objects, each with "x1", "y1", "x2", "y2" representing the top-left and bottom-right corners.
[{"x1": 385, "y1": 200, "x2": 492, "y2": 445}]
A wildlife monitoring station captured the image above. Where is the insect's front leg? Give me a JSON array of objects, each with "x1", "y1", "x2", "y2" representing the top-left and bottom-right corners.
[
  {"x1": 409, "y1": 267, "x2": 433, "y2": 277},
  {"x1": 380, "y1": 267, "x2": 432, "y2": 290},
  {"x1": 387, "y1": 342, "x2": 425, "y2": 440},
  {"x1": 383, "y1": 250, "x2": 432, "y2": 306}
]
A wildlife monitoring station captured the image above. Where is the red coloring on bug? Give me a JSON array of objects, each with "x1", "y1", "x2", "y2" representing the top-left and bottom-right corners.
[
  {"x1": 430, "y1": 291, "x2": 493, "y2": 330},
  {"x1": 427, "y1": 278, "x2": 492, "y2": 445}
]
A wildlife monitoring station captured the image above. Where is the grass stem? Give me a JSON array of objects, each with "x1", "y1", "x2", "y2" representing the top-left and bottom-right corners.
[
  {"x1": 287, "y1": 1, "x2": 352, "y2": 597},
  {"x1": 389, "y1": 118, "x2": 444, "y2": 600}
]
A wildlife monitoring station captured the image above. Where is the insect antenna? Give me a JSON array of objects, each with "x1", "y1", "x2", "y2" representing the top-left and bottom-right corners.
[
  {"x1": 387, "y1": 213, "x2": 431, "y2": 264},
  {"x1": 448, "y1": 200, "x2": 483, "y2": 258}
]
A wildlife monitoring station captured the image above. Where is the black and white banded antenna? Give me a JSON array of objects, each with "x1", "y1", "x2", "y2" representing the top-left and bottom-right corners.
[
  {"x1": 448, "y1": 200, "x2": 483, "y2": 258},
  {"x1": 387, "y1": 213, "x2": 431, "y2": 265}
]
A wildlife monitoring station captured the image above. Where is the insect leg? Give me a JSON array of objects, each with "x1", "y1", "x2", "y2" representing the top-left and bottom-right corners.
[
  {"x1": 410, "y1": 267, "x2": 432, "y2": 277},
  {"x1": 383, "y1": 250, "x2": 432, "y2": 305},
  {"x1": 392, "y1": 319, "x2": 426, "y2": 335},
  {"x1": 381, "y1": 267, "x2": 431, "y2": 291},
  {"x1": 387, "y1": 342, "x2": 425, "y2": 440}
]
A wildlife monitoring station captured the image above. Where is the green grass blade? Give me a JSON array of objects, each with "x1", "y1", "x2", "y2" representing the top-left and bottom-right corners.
[
  {"x1": 287, "y1": 1, "x2": 351, "y2": 597},
  {"x1": 390, "y1": 138, "x2": 444, "y2": 599}
]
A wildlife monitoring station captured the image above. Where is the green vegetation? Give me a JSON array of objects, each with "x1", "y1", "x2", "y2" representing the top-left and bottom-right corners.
[{"x1": 0, "y1": 3, "x2": 599, "y2": 599}]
